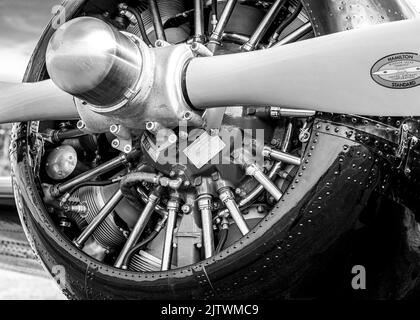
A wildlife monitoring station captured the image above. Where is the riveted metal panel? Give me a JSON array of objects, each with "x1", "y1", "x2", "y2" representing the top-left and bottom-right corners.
[{"x1": 301, "y1": 0, "x2": 417, "y2": 36}]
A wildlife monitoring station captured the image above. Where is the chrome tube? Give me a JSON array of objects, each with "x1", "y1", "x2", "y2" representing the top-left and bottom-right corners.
[
  {"x1": 270, "y1": 107, "x2": 316, "y2": 118},
  {"x1": 198, "y1": 195, "x2": 215, "y2": 258},
  {"x1": 194, "y1": 0, "x2": 205, "y2": 43},
  {"x1": 267, "y1": 2, "x2": 303, "y2": 48},
  {"x1": 222, "y1": 32, "x2": 249, "y2": 45},
  {"x1": 263, "y1": 146, "x2": 302, "y2": 166},
  {"x1": 218, "y1": 187, "x2": 249, "y2": 235},
  {"x1": 216, "y1": 123, "x2": 293, "y2": 219},
  {"x1": 245, "y1": 164, "x2": 282, "y2": 201},
  {"x1": 114, "y1": 187, "x2": 162, "y2": 268},
  {"x1": 208, "y1": 0, "x2": 238, "y2": 50},
  {"x1": 73, "y1": 190, "x2": 123, "y2": 248},
  {"x1": 273, "y1": 22, "x2": 312, "y2": 47},
  {"x1": 280, "y1": 122, "x2": 293, "y2": 153},
  {"x1": 242, "y1": 0, "x2": 287, "y2": 51},
  {"x1": 161, "y1": 197, "x2": 180, "y2": 271},
  {"x1": 52, "y1": 154, "x2": 128, "y2": 197},
  {"x1": 191, "y1": 42, "x2": 213, "y2": 58},
  {"x1": 121, "y1": 171, "x2": 183, "y2": 190},
  {"x1": 136, "y1": 187, "x2": 167, "y2": 217},
  {"x1": 148, "y1": 0, "x2": 167, "y2": 41}
]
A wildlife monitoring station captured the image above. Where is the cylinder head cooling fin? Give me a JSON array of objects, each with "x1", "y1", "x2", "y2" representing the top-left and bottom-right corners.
[
  {"x1": 78, "y1": 186, "x2": 128, "y2": 251},
  {"x1": 129, "y1": 250, "x2": 162, "y2": 272}
]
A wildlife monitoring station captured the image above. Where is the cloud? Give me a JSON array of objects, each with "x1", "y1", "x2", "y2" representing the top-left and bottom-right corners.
[
  {"x1": 0, "y1": 42, "x2": 36, "y2": 82},
  {"x1": 0, "y1": 0, "x2": 58, "y2": 82},
  {"x1": 411, "y1": 0, "x2": 420, "y2": 10},
  {"x1": 0, "y1": 0, "x2": 419, "y2": 83}
]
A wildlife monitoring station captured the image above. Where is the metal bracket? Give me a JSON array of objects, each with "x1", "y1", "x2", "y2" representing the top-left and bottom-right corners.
[
  {"x1": 396, "y1": 123, "x2": 410, "y2": 159},
  {"x1": 109, "y1": 124, "x2": 132, "y2": 154},
  {"x1": 299, "y1": 122, "x2": 310, "y2": 143},
  {"x1": 396, "y1": 121, "x2": 419, "y2": 176}
]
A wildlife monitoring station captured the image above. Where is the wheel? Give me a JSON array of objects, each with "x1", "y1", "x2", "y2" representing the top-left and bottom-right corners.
[{"x1": 10, "y1": 0, "x2": 418, "y2": 299}]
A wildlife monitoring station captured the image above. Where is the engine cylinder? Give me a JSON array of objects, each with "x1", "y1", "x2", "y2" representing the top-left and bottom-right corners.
[{"x1": 46, "y1": 17, "x2": 143, "y2": 108}]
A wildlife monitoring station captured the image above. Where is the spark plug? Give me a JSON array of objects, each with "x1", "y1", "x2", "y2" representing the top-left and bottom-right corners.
[
  {"x1": 233, "y1": 150, "x2": 283, "y2": 202},
  {"x1": 217, "y1": 186, "x2": 249, "y2": 235},
  {"x1": 245, "y1": 163, "x2": 282, "y2": 201},
  {"x1": 161, "y1": 195, "x2": 180, "y2": 271},
  {"x1": 197, "y1": 194, "x2": 215, "y2": 258},
  {"x1": 262, "y1": 146, "x2": 302, "y2": 166}
]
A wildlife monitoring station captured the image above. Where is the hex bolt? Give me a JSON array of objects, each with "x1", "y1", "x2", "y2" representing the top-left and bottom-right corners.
[
  {"x1": 77, "y1": 120, "x2": 86, "y2": 130},
  {"x1": 168, "y1": 134, "x2": 178, "y2": 144},
  {"x1": 110, "y1": 124, "x2": 119, "y2": 134},
  {"x1": 191, "y1": 42, "x2": 213, "y2": 57},
  {"x1": 112, "y1": 139, "x2": 120, "y2": 148},
  {"x1": 146, "y1": 121, "x2": 159, "y2": 133},
  {"x1": 181, "y1": 204, "x2": 191, "y2": 214},
  {"x1": 179, "y1": 131, "x2": 189, "y2": 140},
  {"x1": 124, "y1": 145, "x2": 132, "y2": 153},
  {"x1": 183, "y1": 111, "x2": 193, "y2": 121}
]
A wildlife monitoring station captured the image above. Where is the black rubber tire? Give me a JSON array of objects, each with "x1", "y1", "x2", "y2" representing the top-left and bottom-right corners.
[{"x1": 9, "y1": 0, "x2": 417, "y2": 299}]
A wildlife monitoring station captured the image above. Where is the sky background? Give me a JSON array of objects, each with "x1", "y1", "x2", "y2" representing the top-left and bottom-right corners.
[
  {"x1": 0, "y1": 0, "x2": 420, "y2": 82},
  {"x1": 0, "y1": 0, "x2": 58, "y2": 82}
]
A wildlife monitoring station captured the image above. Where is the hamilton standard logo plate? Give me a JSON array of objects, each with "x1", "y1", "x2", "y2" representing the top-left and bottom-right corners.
[{"x1": 371, "y1": 53, "x2": 420, "y2": 89}]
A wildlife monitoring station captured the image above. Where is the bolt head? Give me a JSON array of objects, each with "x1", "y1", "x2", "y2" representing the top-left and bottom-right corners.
[
  {"x1": 183, "y1": 111, "x2": 193, "y2": 121},
  {"x1": 112, "y1": 139, "x2": 120, "y2": 148},
  {"x1": 77, "y1": 120, "x2": 86, "y2": 130},
  {"x1": 168, "y1": 134, "x2": 178, "y2": 144},
  {"x1": 146, "y1": 121, "x2": 157, "y2": 132},
  {"x1": 155, "y1": 40, "x2": 165, "y2": 47},
  {"x1": 110, "y1": 124, "x2": 120, "y2": 134},
  {"x1": 124, "y1": 145, "x2": 132, "y2": 153},
  {"x1": 181, "y1": 204, "x2": 191, "y2": 214}
]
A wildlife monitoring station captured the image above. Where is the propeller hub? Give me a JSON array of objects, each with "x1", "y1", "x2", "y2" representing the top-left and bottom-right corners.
[
  {"x1": 45, "y1": 16, "x2": 202, "y2": 131},
  {"x1": 46, "y1": 17, "x2": 144, "y2": 108}
]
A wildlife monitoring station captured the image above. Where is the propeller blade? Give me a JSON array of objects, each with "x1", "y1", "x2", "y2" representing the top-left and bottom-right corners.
[
  {"x1": 185, "y1": 19, "x2": 420, "y2": 116},
  {"x1": 0, "y1": 79, "x2": 78, "y2": 123}
]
